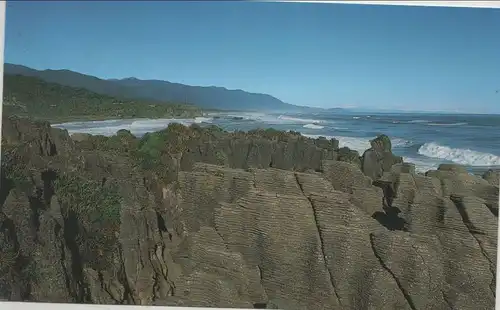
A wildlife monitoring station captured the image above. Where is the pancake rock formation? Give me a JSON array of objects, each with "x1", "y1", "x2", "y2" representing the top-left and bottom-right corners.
[{"x1": 0, "y1": 115, "x2": 498, "y2": 309}]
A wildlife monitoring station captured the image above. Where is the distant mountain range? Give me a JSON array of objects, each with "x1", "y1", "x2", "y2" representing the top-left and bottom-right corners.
[{"x1": 4, "y1": 63, "x2": 323, "y2": 112}]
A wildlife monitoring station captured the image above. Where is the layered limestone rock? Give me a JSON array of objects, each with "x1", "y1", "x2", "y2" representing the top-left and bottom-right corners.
[
  {"x1": 483, "y1": 169, "x2": 499, "y2": 187},
  {"x1": 362, "y1": 134, "x2": 404, "y2": 181},
  {"x1": 0, "y1": 116, "x2": 497, "y2": 310}
]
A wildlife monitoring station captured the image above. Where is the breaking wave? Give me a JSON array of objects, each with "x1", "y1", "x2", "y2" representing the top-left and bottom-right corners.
[
  {"x1": 407, "y1": 119, "x2": 430, "y2": 124},
  {"x1": 427, "y1": 122, "x2": 468, "y2": 127},
  {"x1": 418, "y1": 142, "x2": 500, "y2": 166},
  {"x1": 392, "y1": 138, "x2": 414, "y2": 148},
  {"x1": 302, "y1": 134, "x2": 412, "y2": 155},
  {"x1": 402, "y1": 156, "x2": 441, "y2": 173},
  {"x1": 278, "y1": 115, "x2": 324, "y2": 124},
  {"x1": 53, "y1": 118, "x2": 196, "y2": 137},
  {"x1": 303, "y1": 123, "x2": 324, "y2": 130},
  {"x1": 194, "y1": 117, "x2": 213, "y2": 124}
]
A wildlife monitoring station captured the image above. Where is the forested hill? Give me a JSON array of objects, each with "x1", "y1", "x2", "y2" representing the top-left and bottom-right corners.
[
  {"x1": 2, "y1": 74, "x2": 202, "y2": 123},
  {"x1": 5, "y1": 63, "x2": 301, "y2": 112}
]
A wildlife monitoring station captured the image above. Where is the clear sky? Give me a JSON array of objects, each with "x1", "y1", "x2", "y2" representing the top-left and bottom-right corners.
[{"x1": 4, "y1": 1, "x2": 500, "y2": 114}]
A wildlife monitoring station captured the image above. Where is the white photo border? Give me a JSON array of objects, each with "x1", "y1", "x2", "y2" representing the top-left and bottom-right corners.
[{"x1": 0, "y1": 1, "x2": 498, "y2": 310}]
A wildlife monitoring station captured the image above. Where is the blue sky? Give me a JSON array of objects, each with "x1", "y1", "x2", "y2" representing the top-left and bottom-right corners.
[{"x1": 5, "y1": 2, "x2": 500, "y2": 113}]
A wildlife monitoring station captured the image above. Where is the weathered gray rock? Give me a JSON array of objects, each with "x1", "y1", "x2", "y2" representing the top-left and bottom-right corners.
[
  {"x1": 70, "y1": 132, "x2": 92, "y2": 142},
  {"x1": 173, "y1": 127, "x2": 340, "y2": 173},
  {"x1": 370, "y1": 134, "x2": 392, "y2": 152},
  {"x1": 483, "y1": 169, "x2": 499, "y2": 187},
  {"x1": 322, "y1": 160, "x2": 372, "y2": 193},
  {"x1": 171, "y1": 227, "x2": 266, "y2": 308},
  {"x1": 337, "y1": 147, "x2": 362, "y2": 168},
  {"x1": 437, "y1": 163, "x2": 468, "y2": 174},
  {"x1": 361, "y1": 135, "x2": 404, "y2": 181},
  {"x1": 391, "y1": 162, "x2": 416, "y2": 175},
  {"x1": 426, "y1": 165, "x2": 498, "y2": 212},
  {"x1": 2, "y1": 115, "x2": 75, "y2": 156},
  {"x1": 0, "y1": 117, "x2": 497, "y2": 310},
  {"x1": 371, "y1": 163, "x2": 498, "y2": 309}
]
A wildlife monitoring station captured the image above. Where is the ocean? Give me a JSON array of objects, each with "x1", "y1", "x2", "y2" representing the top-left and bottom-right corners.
[{"x1": 53, "y1": 111, "x2": 500, "y2": 174}]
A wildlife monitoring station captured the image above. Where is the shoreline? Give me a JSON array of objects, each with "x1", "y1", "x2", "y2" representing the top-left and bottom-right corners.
[
  {"x1": 5, "y1": 113, "x2": 500, "y2": 178},
  {"x1": 48, "y1": 114, "x2": 500, "y2": 178},
  {"x1": 16, "y1": 112, "x2": 205, "y2": 125}
]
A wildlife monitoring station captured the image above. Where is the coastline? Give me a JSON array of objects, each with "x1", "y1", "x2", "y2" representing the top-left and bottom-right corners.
[{"x1": 44, "y1": 113, "x2": 500, "y2": 177}]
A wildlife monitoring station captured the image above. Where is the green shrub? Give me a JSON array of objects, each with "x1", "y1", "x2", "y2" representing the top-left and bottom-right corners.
[
  {"x1": 1, "y1": 146, "x2": 32, "y2": 191},
  {"x1": 54, "y1": 173, "x2": 123, "y2": 270},
  {"x1": 135, "y1": 123, "x2": 200, "y2": 167},
  {"x1": 54, "y1": 174, "x2": 122, "y2": 225}
]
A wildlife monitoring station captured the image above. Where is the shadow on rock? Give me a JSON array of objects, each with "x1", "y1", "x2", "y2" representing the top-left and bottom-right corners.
[
  {"x1": 372, "y1": 179, "x2": 407, "y2": 231},
  {"x1": 372, "y1": 206, "x2": 407, "y2": 231}
]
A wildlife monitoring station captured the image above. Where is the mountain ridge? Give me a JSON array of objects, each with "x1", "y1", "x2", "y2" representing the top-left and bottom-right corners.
[{"x1": 4, "y1": 63, "x2": 311, "y2": 112}]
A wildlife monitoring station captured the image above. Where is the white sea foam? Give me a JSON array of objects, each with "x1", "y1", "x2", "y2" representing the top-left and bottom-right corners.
[
  {"x1": 56, "y1": 124, "x2": 131, "y2": 136},
  {"x1": 300, "y1": 134, "x2": 332, "y2": 140},
  {"x1": 278, "y1": 115, "x2": 324, "y2": 124},
  {"x1": 403, "y1": 157, "x2": 441, "y2": 173},
  {"x1": 302, "y1": 134, "x2": 371, "y2": 154},
  {"x1": 54, "y1": 118, "x2": 195, "y2": 137},
  {"x1": 407, "y1": 119, "x2": 430, "y2": 124},
  {"x1": 427, "y1": 122, "x2": 468, "y2": 126},
  {"x1": 52, "y1": 119, "x2": 125, "y2": 129},
  {"x1": 214, "y1": 113, "x2": 327, "y2": 125},
  {"x1": 223, "y1": 113, "x2": 262, "y2": 121},
  {"x1": 128, "y1": 119, "x2": 195, "y2": 136},
  {"x1": 218, "y1": 113, "x2": 287, "y2": 124},
  {"x1": 194, "y1": 117, "x2": 213, "y2": 124},
  {"x1": 336, "y1": 136, "x2": 372, "y2": 154},
  {"x1": 418, "y1": 142, "x2": 500, "y2": 166},
  {"x1": 302, "y1": 134, "x2": 412, "y2": 154},
  {"x1": 303, "y1": 123, "x2": 324, "y2": 130},
  {"x1": 352, "y1": 116, "x2": 361, "y2": 120},
  {"x1": 392, "y1": 138, "x2": 413, "y2": 148}
]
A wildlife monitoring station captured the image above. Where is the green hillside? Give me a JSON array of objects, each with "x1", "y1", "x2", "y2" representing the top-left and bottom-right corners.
[{"x1": 2, "y1": 74, "x2": 202, "y2": 123}]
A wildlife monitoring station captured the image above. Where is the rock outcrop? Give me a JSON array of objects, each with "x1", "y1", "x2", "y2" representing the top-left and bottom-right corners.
[
  {"x1": 483, "y1": 169, "x2": 499, "y2": 187},
  {"x1": 361, "y1": 134, "x2": 404, "y2": 181},
  {"x1": 0, "y1": 116, "x2": 498, "y2": 309}
]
